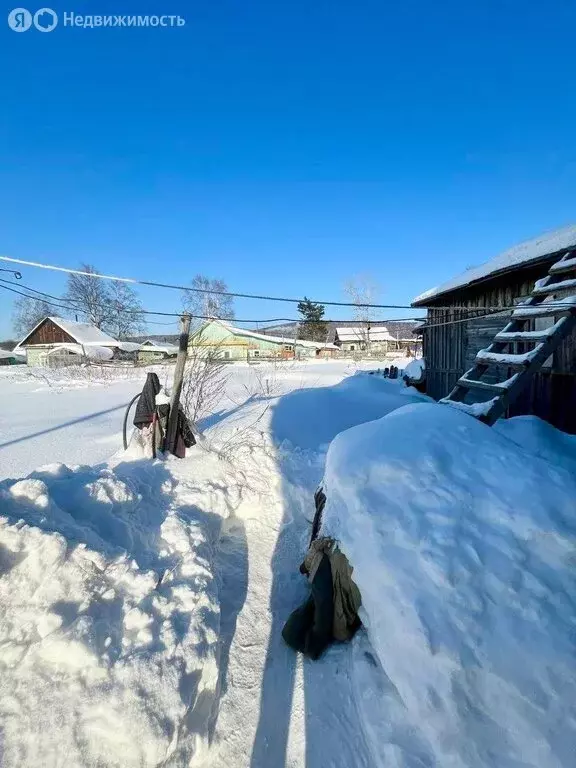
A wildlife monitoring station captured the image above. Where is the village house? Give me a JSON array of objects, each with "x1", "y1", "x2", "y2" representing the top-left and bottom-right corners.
[
  {"x1": 327, "y1": 320, "x2": 422, "y2": 355},
  {"x1": 137, "y1": 340, "x2": 179, "y2": 365},
  {"x1": 14, "y1": 316, "x2": 141, "y2": 367},
  {"x1": 189, "y1": 319, "x2": 338, "y2": 360},
  {"x1": 412, "y1": 224, "x2": 576, "y2": 433},
  {"x1": 332, "y1": 325, "x2": 395, "y2": 353}
]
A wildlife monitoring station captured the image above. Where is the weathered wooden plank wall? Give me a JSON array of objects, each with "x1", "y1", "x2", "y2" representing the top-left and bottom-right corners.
[
  {"x1": 25, "y1": 319, "x2": 76, "y2": 346},
  {"x1": 422, "y1": 257, "x2": 576, "y2": 433}
]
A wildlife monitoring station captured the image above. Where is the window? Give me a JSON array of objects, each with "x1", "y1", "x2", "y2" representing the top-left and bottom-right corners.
[
  {"x1": 253, "y1": 350, "x2": 260, "y2": 357},
  {"x1": 223, "y1": 351, "x2": 230, "y2": 359},
  {"x1": 350, "y1": 344, "x2": 355, "y2": 351}
]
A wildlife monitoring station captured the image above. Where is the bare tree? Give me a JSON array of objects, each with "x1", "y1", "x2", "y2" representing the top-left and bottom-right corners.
[
  {"x1": 343, "y1": 274, "x2": 381, "y2": 352},
  {"x1": 181, "y1": 275, "x2": 235, "y2": 329},
  {"x1": 64, "y1": 264, "x2": 147, "y2": 338},
  {"x1": 180, "y1": 328, "x2": 229, "y2": 426},
  {"x1": 64, "y1": 264, "x2": 114, "y2": 329},
  {"x1": 107, "y1": 282, "x2": 147, "y2": 339},
  {"x1": 12, "y1": 296, "x2": 52, "y2": 338}
]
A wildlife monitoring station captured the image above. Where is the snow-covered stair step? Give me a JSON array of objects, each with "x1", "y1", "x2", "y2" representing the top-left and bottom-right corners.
[
  {"x1": 512, "y1": 297, "x2": 576, "y2": 319},
  {"x1": 456, "y1": 376, "x2": 518, "y2": 393},
  {"x1": 494, "y1": 329, "x2": 554, "y2": 343},
  {"x1": 531, "y1": 278, "x2": 576, "y2": 296},
  {"x1": 548, "y1": 256, "x2": 576, "y2": 275},
  {"x1": 475, "y1": 347, "x2": 542, "y2": 367},
  {"x1": 440, "y1": 397, "x2": 499, "y2": 417}
]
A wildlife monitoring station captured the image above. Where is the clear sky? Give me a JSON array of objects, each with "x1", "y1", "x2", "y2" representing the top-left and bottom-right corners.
[{"x1": 1, "y1": 0, "x2": 576, "y2": 338}]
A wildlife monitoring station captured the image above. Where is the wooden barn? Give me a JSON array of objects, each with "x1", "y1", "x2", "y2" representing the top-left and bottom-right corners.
[{"x1": 412, "y1": 224, "x2": 576, "y2": 433}]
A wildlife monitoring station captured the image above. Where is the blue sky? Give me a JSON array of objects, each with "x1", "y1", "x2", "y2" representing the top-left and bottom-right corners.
[{"x1": 1, "y1": 0, "x2": 576, "y2": 337}]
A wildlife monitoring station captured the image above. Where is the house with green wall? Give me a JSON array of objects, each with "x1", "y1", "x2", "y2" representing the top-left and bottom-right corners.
[{"x1": 189, "y1": 320, "x2": 337, "y2": 361}]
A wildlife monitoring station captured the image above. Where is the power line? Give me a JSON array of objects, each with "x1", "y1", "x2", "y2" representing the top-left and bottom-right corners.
[
  {"x1": 0, "y1": 282, "x2": 179, "y2": 329},
  {"x1": 3, "y1": 255, "x2": 575, "y2": 315},
  {"x1": 418, "y1": 308, "x2": 517, "y2": 331},
  {"x1": 1, "y1": 278, "x2": 426, "y2": 325},
  {"x1": 6, "y1": 277, "x2": 574, "y2": 334},
  {"x1": 0, "y1": 255, "x2": 453, "y2": 310},
  {"x1": 0, "y1": 267, "x2": 22, "y2": 279},
  {"x1": 4, "y1": 273, "x2": 575, "y2": 336},
  {"x1": 0, "y1": 282, "x2": 83, "y2": 314}
]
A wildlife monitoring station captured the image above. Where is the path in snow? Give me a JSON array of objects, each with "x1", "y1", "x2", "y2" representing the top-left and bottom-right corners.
[
  {"x1": 0, "y1": 360, "x2": 422, "y2": 766},
  {"x1": 203, "y1": 372, "x2": 429, "y2": 768}
]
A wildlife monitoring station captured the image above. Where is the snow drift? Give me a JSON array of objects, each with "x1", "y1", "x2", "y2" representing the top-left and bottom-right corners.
[
  {"x1": 321, "y1": 403, "x2": 576, "y2": 768},
  {"x1": 402, "y1": 357, "x2": 424, "y2": 382},
  {"x1": 0, "y1": 456, "x2": 226, "y2": 767}
]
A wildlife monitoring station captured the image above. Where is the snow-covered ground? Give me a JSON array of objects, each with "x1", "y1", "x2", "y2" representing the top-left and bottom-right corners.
[
  {"x1": 0, "y1": 365, "x2": 175, "y2": 481},
  {"x1": 322, "y1": 403, "x2": 576, "y2": 767},
  {"x1": 0, "y1": 359, "x2": 574, "y2": 767}
]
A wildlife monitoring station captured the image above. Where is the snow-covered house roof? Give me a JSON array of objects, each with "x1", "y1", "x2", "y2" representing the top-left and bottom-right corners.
[
  {"x1": 232, "y1": 324, "x2": 337, "y2": 349},
  {"x1": 16, "y1": 317, "x2": 121, "y2": 350},
  {"x1": 44, "y1": 344, "x2": 115, "y2": 361},
  {"x1": 15, "y1": 317, "x2": 141, "y2": 353},
  {"x1": 413, "y1": 223, "x2": 576, "y2": 306},
  {"x1": 336, "y1": 326, "x2": 396, "y2": 343},
  {"x1": 193, "y1": 320, "x2": 338, "y2": 349},
  {"x1": 140, "y1": 340, "x2": 179, "y2": 354}
]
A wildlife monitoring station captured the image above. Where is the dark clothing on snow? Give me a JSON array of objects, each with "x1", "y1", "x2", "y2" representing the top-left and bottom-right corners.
[
  {"x1": 282, "y1": 553, "x2": 334, "y2": 660},
  {"x1": 134, "y1": 373, "x2": 161, "y2": 428},
  {"x1": 282, "y1": 537, "x2": 362, "y2": 660},
  {"x1": 133, "y1": 372, "x2": 196, "y2": 455}
]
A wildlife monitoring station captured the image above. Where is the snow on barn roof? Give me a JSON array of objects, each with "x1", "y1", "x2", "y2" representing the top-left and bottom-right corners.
[
  {"x1": 16, "y1": 317, "x2": 120, "y2": 349},
  {"x1": 336, "y1": 326, "x2": 396, "y2": 342},
  {"x1": 413, "y1": 223, "x2": 576, "y2": 306},
  {"x1": 15, "y1": 317, "x2": 141, "y2": 353},
  {"x1": 46, "y1": 317, "x2": 120, "y2": 346}
]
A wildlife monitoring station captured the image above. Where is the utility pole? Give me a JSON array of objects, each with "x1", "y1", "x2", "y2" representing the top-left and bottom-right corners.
[{"x1": 166, "y1": 313, "x2": 191, "y2": 456}]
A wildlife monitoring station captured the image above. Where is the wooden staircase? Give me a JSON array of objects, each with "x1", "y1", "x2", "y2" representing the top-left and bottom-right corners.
[{"x1": 441, "y1": 250, "x2": 576, "y2": 425}]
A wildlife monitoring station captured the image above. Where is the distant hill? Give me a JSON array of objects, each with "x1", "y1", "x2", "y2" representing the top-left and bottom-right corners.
[{"x1": 127, "y1": 334, "x2": 179, "y2": 345}]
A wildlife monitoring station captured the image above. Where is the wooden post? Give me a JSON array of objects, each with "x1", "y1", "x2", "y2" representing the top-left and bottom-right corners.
[{"x1": 166, "y1": 313, "x2": 191, "y2": 456}]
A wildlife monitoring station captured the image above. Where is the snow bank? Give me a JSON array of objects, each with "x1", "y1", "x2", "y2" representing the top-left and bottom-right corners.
[
  {"x1": 270, "y1": 372, "x2": 430, "y2": 451},
  {"x1": 321, "y1": 403, "x2": 576, "y2": 768},
  {"x1": 0, "y1": 456, "x2": 226, "y2": 767},
  {"x1": 402, "y1": 357, "x2": 424, "y2": 381}
]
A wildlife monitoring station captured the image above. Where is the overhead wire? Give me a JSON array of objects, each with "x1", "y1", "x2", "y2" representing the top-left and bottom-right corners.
[
  {"x1": 2, "y1": 254, "x2": 576, "y2": 314},
  {"x1": 4, "y1": 278, "x2": 573, "y2": 335},
  {"x1": 0, "y1": 278, "x2": 426, "y2": 325},
  {"x1": 0, "y1": 282, "x2": 178, "y2": 328},
  {"x1": 0, "y1": 267, "x2": 22, "y2": 279},
  {"x1": 0, "y1": 256, "x2": 413, "y2": 309},
  {"x1": 3, "y1": 261, "x2": 573, "y2": 334}
]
